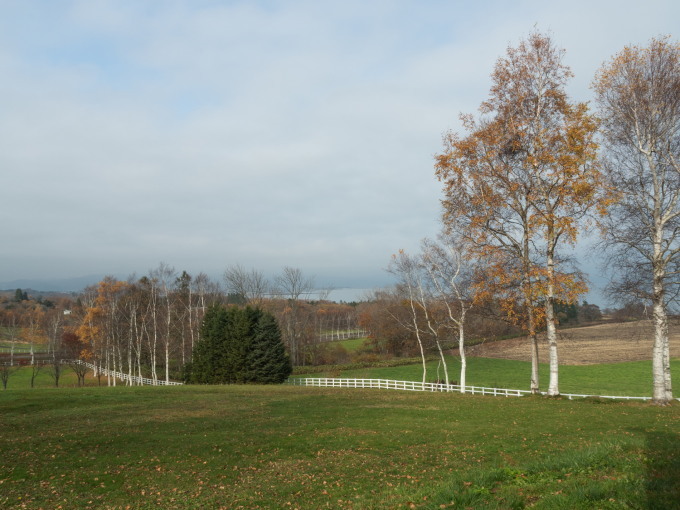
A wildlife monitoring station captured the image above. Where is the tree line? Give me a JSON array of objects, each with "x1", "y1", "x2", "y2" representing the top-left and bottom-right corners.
[
  {"x1": 0, "y1": 265, "x2": 365, "y2": 387},
  {"x1": 392, "y1": 32, "x2": 678, "y2": 404},
  {"x1": 1, "y1": 33, "x2": 677, "y2": 403}
]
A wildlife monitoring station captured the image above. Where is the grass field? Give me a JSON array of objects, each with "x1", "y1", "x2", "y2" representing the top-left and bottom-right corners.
[
  {"x1": 1, "y1": 384, "x2": 679, "y2": 509},
  {"x1": 332, "y1": 337, "x2": 367, "y2": 352},
  {"x1": 0, "y1": 342, "x2": 38, "y2": 354},
  {"x1": 4, "y1": 355, "x2": 679, "y2": 398},
  {"x1": 296, "y1": 356, "x2": 680, "y2": 398}
]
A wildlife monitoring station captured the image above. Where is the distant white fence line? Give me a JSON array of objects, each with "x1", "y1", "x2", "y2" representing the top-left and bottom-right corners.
[
  {"x1": 318, "y1": 329, "x2": 369, "y2": 342},
  {"x1": 70, "y1": 359, "x2": 184, "y2": 386},
  {"x1": 68, "y1": 359, "x2": 184, "y2": 386},
  {"x1": 287, "y1": 377, "x2": 673, "y2": 401},
  {"x1": 0, "y1": 358, "x2": 184, "y2": 386}
]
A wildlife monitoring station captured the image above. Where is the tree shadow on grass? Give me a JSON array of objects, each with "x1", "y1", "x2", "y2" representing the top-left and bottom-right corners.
[{"x1": 646, "y1": 430, "x2": 680, "y2": 509}]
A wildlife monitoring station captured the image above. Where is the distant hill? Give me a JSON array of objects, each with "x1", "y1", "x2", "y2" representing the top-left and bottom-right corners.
[{"x1": 0, "y1": 275, "x2": 107, "y2": 293}]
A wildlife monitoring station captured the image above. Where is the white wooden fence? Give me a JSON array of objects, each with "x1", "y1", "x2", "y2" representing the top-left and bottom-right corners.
[
  {"x1": 287, "y1": 377, "x2": 674, "y2": 401},
  {"x1": 4, "y1": 358, "x2": 674, "y2": 399},
  {"x1": 66, "y1": 359, "x2": 184, "y2": 386},
  {"x1": 1, "y1": 358, "x2": 183, "y2": 386}
]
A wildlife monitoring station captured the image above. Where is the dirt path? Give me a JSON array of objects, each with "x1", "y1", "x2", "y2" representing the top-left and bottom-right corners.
[{"x1": 466, "y1": 320, "x2": 680, "y2": 365}]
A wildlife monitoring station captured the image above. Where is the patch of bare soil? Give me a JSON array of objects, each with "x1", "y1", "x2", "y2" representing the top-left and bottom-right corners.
[{"x1": 467, "y1": 320, "x2": 680, "y2": 365}]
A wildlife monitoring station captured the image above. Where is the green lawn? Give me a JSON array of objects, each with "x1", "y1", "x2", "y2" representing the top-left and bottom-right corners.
[
  {"x1": 332, "y1": 336, "x2": 367, "y2": 352},
  {"x1": 1, "y1": 385, "x2": 678, "y2": 509},
  {"x1": 297, "y1": 356, "x2": 680, "y2": 398},
  {"x1": 0, "y1": 342, "x2": 37, "y2": 353},
  {"x1": 1, "y1": 364, "x2": 98, "y2": 389},
  {"x1": 5, "y1": 356, "x2": 680, "y2": 398}
]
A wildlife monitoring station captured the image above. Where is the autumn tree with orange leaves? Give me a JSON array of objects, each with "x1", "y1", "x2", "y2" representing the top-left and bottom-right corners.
[
  {"x1": 76, "y1": 277, "x2": 129, "y2": 385},
  {"x1": 436, "y1": 31, "x2": 608, "y2": 395}
]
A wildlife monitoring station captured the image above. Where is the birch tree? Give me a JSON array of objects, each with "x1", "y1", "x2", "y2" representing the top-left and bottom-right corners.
[
  {"x1": 593, "y1": 36, "x2": 680, "y2": 404},
  {"x1": 387, "y1": 251, "x2": 431, "y2": 384},
  {"x1": 436, "y1": 31, "x2": 602, "y2": 395},
  {"x1": 2, "y1": 312, "x2": 20, "y2": 366},
  {"x1": 421, "y1": 237, "x2": 474, "y2": 392},
  {"x1": 76, "y1": 277, "x2": 128, "y2": 386},
  {"x1": 274, "y1": 266, "x2": 315, "y2": 366},
  {"x1": 44, "y1": 311, "x2": 63, "y2": 387}
]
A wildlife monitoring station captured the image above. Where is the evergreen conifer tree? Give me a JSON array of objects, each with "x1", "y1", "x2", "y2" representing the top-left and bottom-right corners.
[
  {"x1": 189, "y1": 305, "x2": 291, "y2": 384},
  {"x1": 247, "y1": 312, "x2": 292, "y2": 383}
]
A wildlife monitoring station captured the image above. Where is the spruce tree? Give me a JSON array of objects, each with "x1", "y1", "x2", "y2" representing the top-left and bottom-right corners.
[
  {"x1": 247, "y1": 311, "x2": 292, "y2": 383},
  {"x1": 189, "y1": 305, "x2": 291, "y2": 384}
]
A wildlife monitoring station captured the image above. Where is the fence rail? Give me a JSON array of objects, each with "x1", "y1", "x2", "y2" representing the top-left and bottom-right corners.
[
  {"x1": 318, "y1": 330, "x2": 369, "y2": 342},
  {"x1": 1, "y1": 358, "x2": 183, "y2": 386},
  {"x1": 287, "y1": 377, "x2": 674, "y2": 401},
  {"x1": 69, "y1": 359, "x2": 184, "y2": 386}
]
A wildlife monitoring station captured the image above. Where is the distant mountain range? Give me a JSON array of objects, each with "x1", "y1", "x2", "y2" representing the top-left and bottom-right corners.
[
  {"x1": 0, "y1": 275, "x2": 108, "y2": 293},
  {"x1": 0, "y1": 277, "x2": 382, "y2": 301}
]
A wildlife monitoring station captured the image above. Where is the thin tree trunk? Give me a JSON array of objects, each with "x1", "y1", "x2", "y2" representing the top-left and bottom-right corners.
[
  {"x1": 459, "y1": 313, "x2": 466, "y2": 393},
  {"x1": 652, "y1": 268, "x2": 669, "y2": 403},
  {"x1": 433, "y1": 337, "x2": 449, "y2": 387},
  {"x1": 414, "y1": 328, "x2": 427, "y2": 384},
  {"x1": 165, "y1": 295, "x2": 172, "y2": 384},
  {"x1": 546, "y1": 238, "x2": 559, "y2": 396},
  {"x1": 522, "y1": 228, "x2": 540, "y2": 394}
]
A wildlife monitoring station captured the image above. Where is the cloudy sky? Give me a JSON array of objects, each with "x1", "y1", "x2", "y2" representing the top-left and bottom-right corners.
[{"x1": 0, "y1": 1, "x2": 678, "y2": 299}]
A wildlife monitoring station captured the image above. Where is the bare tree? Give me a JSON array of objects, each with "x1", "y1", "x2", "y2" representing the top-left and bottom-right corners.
[
  {"x1": 421, "y1": 237, "x2": 474, "y2": 392},
  {"x1": 0, "y1": 363, "x2": 17, "y2": 390},
  {"x1": 1, "y1": 312, "x2": 20, "y2": 366},
  {"x1": 593, "y1": 36, "x2": 680, "y2": 404},
  {"x1": 273, "y1": 266, "x2": 315, "y2": 365},
  {"x1": 44, "y1": 311, "x2": 63, "y2": 387},
  {"x1": 192, "y1": 272, "x2": 219, "y2": 345},
  {"x1": 224, "y1": 264, "x2": 269, "y2": 306},
  {"x1": 62, "y1": 331, "x2": 88, "y2": 386},
  {"x1": 387, "y1": 251, "x2": 431, "y2": 384}
]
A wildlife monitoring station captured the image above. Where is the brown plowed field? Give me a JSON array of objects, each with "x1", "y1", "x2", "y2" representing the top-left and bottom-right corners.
[{"x1": 466, "y1": 320, "x2": 680, "y2": 365}]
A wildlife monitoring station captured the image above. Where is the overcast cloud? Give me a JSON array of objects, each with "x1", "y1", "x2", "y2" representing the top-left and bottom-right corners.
[{"x1": 0, "y1": 0, "x2": 678, "y2": 299}]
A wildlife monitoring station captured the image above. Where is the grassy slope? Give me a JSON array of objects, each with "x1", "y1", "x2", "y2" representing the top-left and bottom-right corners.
[
  {"x1": 298, "y1": 356, "x2": 680, "y2": 398},
  {"x1": 2, "y1": 364, "x2": 94, "y2": 389},
  {"x1": 332, "y1": 337, "x2": 367, "y2": 352},
  {"x1": 1, "y1": 385, "x2": 679, "y2": 509},
  {"x1": 5, "y1": 356, "x2": 680, "y2": 398}
]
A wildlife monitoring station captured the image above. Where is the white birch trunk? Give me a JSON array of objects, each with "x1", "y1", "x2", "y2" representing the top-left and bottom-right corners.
[
  {"x1": 652, "y1": 249, "x2": 670, "y2": 403},
  {"x1": 523, "y1": 233, "x2": 540, "y2": 395},
  {"x1": 165, "y1": 294, "x2": 172, "y2": 384},
  {"x1": 187, "y1": 284, "x2": 194, "y2": 362},
  {"x1": 127, "y1": 319, "x2": 133, "y2": 386},
  {"x1": 650, "y1": 163, "x2": 673, "y2": 404},
  {"x1": 546, "y1": 309, "x2": 559, "y2": 396},
  {"x1": 530, "y1": 332, "x2": 539, "y2": 394},
  {"x1": 406, "y1": 283, "x2": 427, "y2": 384},
  {"x1": 546, "y1": 240, "x2": 559, "y2": 396},
  {"x1": 414, "y1": 324, "x2": 427, "y2": 385},
  {"x1": 459, "y1": 313, "x2": 466, "y2": 393}
]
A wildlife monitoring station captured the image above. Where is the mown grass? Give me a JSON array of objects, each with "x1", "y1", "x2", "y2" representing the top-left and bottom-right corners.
[
  {"x1": 299, "y1": 356, "x2": 680, "y2": 398},
  {"x1": 1, "y1": 384, "x2": 679, "y2": 509},
  {"x1": 332, "y1": 336, "x2": 367, "y2": 352},
  {"x1": 1, "y1": 364, "x2": 95, "y2": 389},
  {"x1": 5, "y1": 356, "x2": 680, "y2": 398}
]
